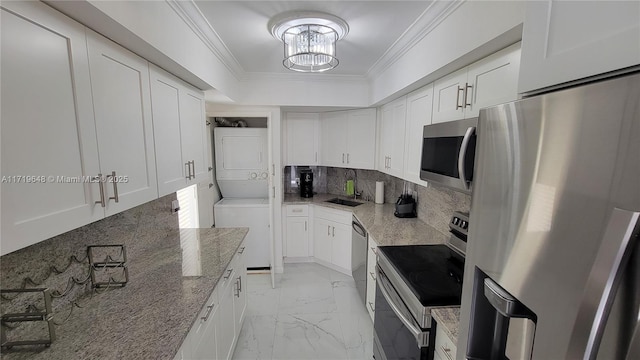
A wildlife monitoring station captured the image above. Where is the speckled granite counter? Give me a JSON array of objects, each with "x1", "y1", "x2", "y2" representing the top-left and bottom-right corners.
[
  {"x1": 432, "y1": 307, "x2": 461, "y2": 344},
  {"x1": 284, "y1": 193, "x2": 448, "y2": 246},
  {"x1": 2, "y1": 227, "x2": 248, "y2": 360}
]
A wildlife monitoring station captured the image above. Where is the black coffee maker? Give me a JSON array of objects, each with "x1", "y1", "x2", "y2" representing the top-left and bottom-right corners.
[{"x1": 300, "y1": 169, "x2": 313, "y2": 198}]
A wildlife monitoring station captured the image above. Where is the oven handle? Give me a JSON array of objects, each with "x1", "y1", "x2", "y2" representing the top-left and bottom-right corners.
[{"x1": 376, "y1": 266, "x2": 427, "y2": 347}]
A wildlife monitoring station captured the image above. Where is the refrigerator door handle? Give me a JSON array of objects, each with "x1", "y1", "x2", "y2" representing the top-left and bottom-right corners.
[
  {"x1": 457, "y1": 126, "x2": 475, "y2": 191},
  {"x1": 567, "y1": 208, "x2": 640, "y2": 360}
]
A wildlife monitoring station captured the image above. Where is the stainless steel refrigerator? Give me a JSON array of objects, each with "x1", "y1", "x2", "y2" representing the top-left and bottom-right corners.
[{"x1": 458, "y1": 72, "x2": 640, "y2": 359}]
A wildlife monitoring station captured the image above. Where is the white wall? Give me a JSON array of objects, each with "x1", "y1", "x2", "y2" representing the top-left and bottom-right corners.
[
  {"x1": 238, "y1": 74, "x2": 370, "y2": 107},
  {"x1": 369, "y1": 0, "x2": 526, "y2": 105}
]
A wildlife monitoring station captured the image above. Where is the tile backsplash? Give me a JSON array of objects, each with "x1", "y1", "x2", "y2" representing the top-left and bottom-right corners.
[{"x1": 284, "y1": 166, "x2": 471, "y2": 236}]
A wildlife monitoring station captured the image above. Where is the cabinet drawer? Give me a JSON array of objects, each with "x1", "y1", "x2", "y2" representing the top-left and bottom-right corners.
[
  {"x1": 435, "y1": 324, "x2": 456, "y2": 360},
  {"x1": 314, "y1": 205, "x2": 351, "y2": 225},
  {"x1": 286, "y1": 204, "x2": 309, "y2": 217}
]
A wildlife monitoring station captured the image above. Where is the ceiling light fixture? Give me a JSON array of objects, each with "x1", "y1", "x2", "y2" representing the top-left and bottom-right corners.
[{"x1": 268, "y1": 11, "x2": 349, "y2": 73}]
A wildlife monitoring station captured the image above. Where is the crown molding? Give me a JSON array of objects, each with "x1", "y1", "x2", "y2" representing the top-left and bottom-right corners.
[
  {"x1": 366, "y1": 0, "x2": 465, "y2": 78},
  {"x1": 241, "y1": 71, "x2": 368, "y2": 84},
  {"x1": 166, "y1": 0, "x2": 245, "y2": 80}
]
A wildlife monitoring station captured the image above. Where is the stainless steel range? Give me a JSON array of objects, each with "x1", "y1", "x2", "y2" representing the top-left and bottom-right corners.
[{"x1": 373, "y1": 212, "x2": 468, "y2": 360}]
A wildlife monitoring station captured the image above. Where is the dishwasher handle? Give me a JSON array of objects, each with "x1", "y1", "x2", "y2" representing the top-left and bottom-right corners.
[{"x1": 352, "y1": 221, "x2": 367, "y2": 238}]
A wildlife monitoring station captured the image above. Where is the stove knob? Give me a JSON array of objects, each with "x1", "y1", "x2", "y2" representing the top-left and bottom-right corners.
[
  {"x1": 452, "y1": 218, "x2": 459, "y2": 225},
  {"x1": 461, "y1": 221, "x2": 467, "y2": 229}
]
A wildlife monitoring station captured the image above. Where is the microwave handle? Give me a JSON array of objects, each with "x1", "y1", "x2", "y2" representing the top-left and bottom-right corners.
[{"x1": 458, "y1": 126, "x2": 476, "y2": 191}]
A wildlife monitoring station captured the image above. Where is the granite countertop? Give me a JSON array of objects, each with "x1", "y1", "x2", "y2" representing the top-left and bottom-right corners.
[
  {"x1": 431, "y1": 307, "x2": 461, "y2": 344},
  {"x1": 284, "y1": 193, "x2": 448, "y2": 246},
  {"x1": 3, "y1": 227, "x2": 248, "y2": 360}
]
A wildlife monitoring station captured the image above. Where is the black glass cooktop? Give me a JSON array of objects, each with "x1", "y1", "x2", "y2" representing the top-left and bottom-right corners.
[{"x1": 378, "y1": 245, "x2": 464, "y2": 306}]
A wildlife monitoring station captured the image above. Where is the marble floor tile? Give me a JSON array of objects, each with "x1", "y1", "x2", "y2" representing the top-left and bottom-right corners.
[
  {"x1": 272, "y1": 312, "x2": 349, "y2": 360},
  {"x1": 232, "y1": 315, "x2": 277, "y2": 360},
  {"x1": 278, "y1": 282, "x2": 338, "y2": 315},
  {"x1": 233, "y1": 263, "x2": 374, "y2": 360}
]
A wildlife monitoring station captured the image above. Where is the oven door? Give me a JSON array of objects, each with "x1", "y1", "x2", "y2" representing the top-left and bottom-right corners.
[{"x1": 374, "y1": 265, "x2": 432, "y2": 360}]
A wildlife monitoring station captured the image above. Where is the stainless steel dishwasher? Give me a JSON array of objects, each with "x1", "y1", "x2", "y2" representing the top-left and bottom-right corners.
[{"x1": 352, "y1": 215, "x2": 367, "y2": 305}]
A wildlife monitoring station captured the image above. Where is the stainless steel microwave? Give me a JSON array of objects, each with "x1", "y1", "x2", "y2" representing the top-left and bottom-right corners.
[{"x1": 420, "y1": 117, "x2": 477, "y2": 193}]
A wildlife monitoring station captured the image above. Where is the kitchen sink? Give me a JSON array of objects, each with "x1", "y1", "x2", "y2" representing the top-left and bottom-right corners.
[{"x1": 325, "y1": 198, "x2": 363, "y2": 207}]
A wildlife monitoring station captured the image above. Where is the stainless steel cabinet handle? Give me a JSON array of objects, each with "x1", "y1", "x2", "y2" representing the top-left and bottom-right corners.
[
  {"x1": 464, "y1": 83, "x2": 473, "y2": 108},
  {"x1": 342, "y1": 153, "x2": 345, "y2": 163},
  {"x1": 223, "y1": 268, "x2": 233, "y2": 279},
  {"x1": 332, "y1": 226, "x2": 335, "y2": 237},
  {"x1": 347, "y1": 153, "x2": 350, "y2": 164},
  {"x1": 315, "y1": 152, "x2": 318, "y2": 163},
  {"x1": 305, "y1": 221, "x2": 307, "y2": 232},
  {"x1": 201, "y1": 303, "x2": 215, "y2": 321},
  {"x1": 370, "y1": 271, "x2": 376, "y2": 281},
  {"x1": 107, "y1": 171, "x2": 119, "y2": 203},
  {"x1": 95, "y1": 174, "x2": 106, "y2": 207},
  {"x1": 191, "y1": 160, "x2": 196, "y2": 179},
  {"x1": 456, "y1": 86, "x2": 464, "y2": 110},
  {"x1": 238, "y1": 275, "x2": 242, "y2": 293},
  {"x1": 185, "y1": 162, "x2": 191, "y2": 179},
  {"x1": 388, "y1": 157, "x2": 391, "y2": 170},
  {"x1": 368, "y1": 302, "x2": 375, "y2": 312},
  {"x1": 328, "y1": 225, "x2": 331, "y2": 236},
  {"x1": 235, "y1": 277, "x2": 241, "y2": 297},
  {"x1": 238, "y1": 247, "x2": 245, "y2": 254}
]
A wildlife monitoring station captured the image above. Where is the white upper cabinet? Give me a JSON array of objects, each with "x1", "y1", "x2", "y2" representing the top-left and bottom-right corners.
[
  {"x1": 379, "y1": 97, "x2": 407, "y2": 178},
  {"x1": 321, "y1": 111, "x2": 349, "y2": 167},
  {"x1": 403, "y1": 85, "x2": 434, "y2": 185},
  {"x1": 433, "y1": 42, "x2": 521, "y2": 123},
  {"x1": 285, "y1": 113, "x2": 320, "y2": 166},
  {"x1": 150, "y1": 64, "x2": 207, "y2": 197},
  {"x1": 345, "y1": 108, "x2": 377, "y2": 170},
  {"x1": 0, "y1": 2, "x2": 102, "y2": 255},
  {"x1": 519, "y1": 1, "x2": 640, "y2": 94},
  {"x1": 321, "y1": 109, "x2": 376, "y2": 169},
  {"x1": 87, "y1": 30, "x2": 158, "y2": 216}
]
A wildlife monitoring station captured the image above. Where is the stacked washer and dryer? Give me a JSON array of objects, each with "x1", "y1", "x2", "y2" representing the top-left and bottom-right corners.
[{"x1": 213, "y1": 127, "x2": 270, "y2": 270}]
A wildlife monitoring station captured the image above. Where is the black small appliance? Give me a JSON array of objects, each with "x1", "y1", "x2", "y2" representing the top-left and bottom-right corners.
[
  {"x1": 394, "y1": 194, "x2": 417, "y2": 218},
  {"x1": 300, "y1": 169, "x2": 313, "y2": 198}
]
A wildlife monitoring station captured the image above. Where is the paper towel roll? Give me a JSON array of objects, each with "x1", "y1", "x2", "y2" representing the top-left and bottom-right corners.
[{"x1": 375, "y1": 181, "x2": 384, "y2": 204}]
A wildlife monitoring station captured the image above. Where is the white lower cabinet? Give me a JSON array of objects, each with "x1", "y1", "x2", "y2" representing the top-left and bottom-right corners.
[
  {"x1": 365, "y1": 235, "x2": 379, "y2": 321},
  {"x1": 179, "y1": 242, "x2": 246, "y2": 360},
  {"x1": 313, "y1": 206, "x2": 352, "y2": 274},
  {"x1": 434, "y1": 323, "x2": 456, "y2": 360},
  {"x1": 284, "y1": 205, "x2": 311, "y2": 258}
]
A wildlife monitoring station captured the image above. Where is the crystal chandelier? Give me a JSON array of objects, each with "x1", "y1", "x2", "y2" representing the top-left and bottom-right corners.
[{"x1": 269, "y1": 11, "x2": 349, "y2": 73}]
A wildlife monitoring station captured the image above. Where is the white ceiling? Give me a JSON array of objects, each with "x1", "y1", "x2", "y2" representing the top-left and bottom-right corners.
[{"x1": 193, "y1": 1, "x2": 435, "y2": 76}]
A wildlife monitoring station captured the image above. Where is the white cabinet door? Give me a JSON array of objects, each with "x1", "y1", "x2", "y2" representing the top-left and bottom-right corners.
[
  {"x1": 150, "y1": 67, "x2": 185, "y2": 196},
  {"x1": 215, "y1": 272, "x2": 236, "y2": 360},
  {"x1": 330, "y1": 222, "x2": 352, "y2": 271},
  {"x1": 403, "y1": 85, "x2": 433, "y2": 185},
  {"x1": 233, "y1": 245, "x2": 247, "y2": 335},
  {"x1": 313, "y1": 217, "x2": 332, "y2": 263},
  {"x1": 191, "y1": 294, "x2": 218, "y2": 359},
  {"x1": 87, "y1": 30, "x2": 158, "y2": 216},
  {"x1": 466, "y1": 42, "x2": 521, "y2": 118},
  {"x1": 519, "y1": 1, "x2": 640, "y2": 94},
  {"x1": 432, "y1": 68, "x2": 467, "y2": 124},
  {"x1": 286, "y1": 113, "x2": 320, "y2": 165},
  {"x1": 379, "y1": 97, "x2": 407, "y2": 177},
  {"x1": 346, "y1": 108, "x2": 376, "y2": 170},
  {"x1": 285, "y1": 216, "x2": 310, "y2": 257},
  {"x1": 180, "y1": 89, "x2": 208, "y2": 185},
  {"x1": 321, "y1": 111, "x2": 348, "y2": 167},
  {"x1": 0, "y1": 2, "x2": 102, "y2": 255}
]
